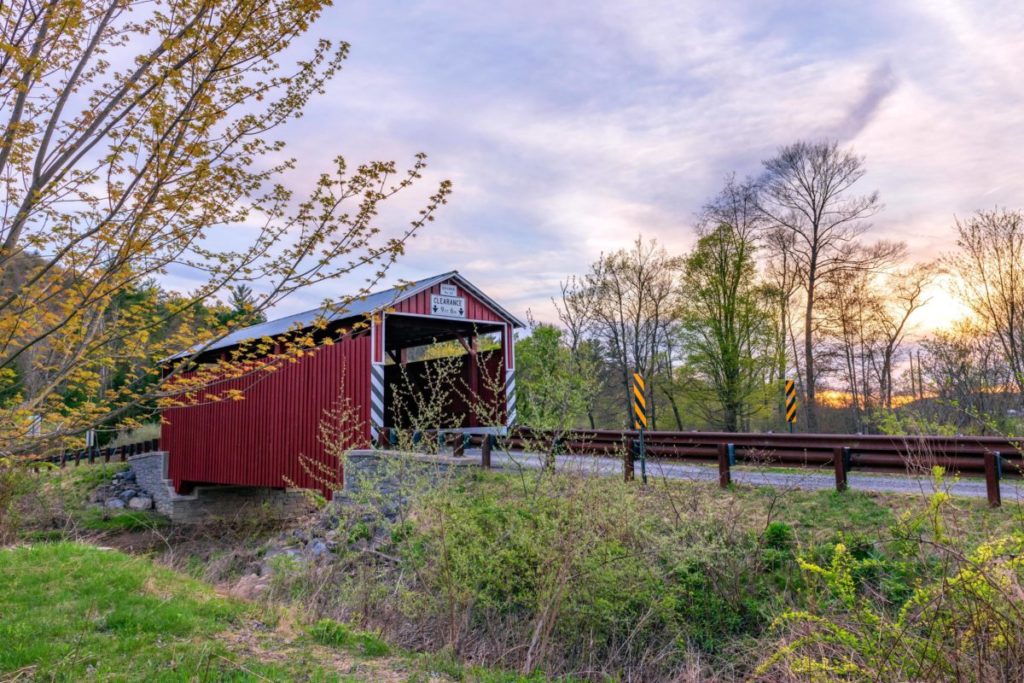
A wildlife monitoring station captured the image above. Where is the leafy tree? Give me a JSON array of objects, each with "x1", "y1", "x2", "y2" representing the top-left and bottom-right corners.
[
  {"x1": 679, "y1": 223, "x2": 774, "y2": 431},
  {"x1": 0, "y1": 0, "x2": 450, "y2": 455},
  {"x1": 514, "y1": 324, "x2": 594, "y2": 432}
]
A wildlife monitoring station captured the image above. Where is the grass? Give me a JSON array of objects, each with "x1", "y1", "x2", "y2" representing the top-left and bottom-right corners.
[
  {"x1": 1, "y1": 542, "x2": 241, "y2": 680},
  {"x1": 0, "y1": 541, "x2": 561, "y2": 682},
  {"x1": 308, "y1": 618, "x2": 391, "y2": 656},
  {"x1": 474, "y1": 466, "x2": 1019, "y2": 548},
  {"x1": 16, "y1": 462, "x2": 173, "y2": 537},
  {"x1": 0, "y1": 542, "x2": 363, "y2": 681},
  {"x1": 79, "y1": 507, "x2": 169, "y2": 532},
  {"x1": 8, "y1": 461, "x2": 1024, "y2": 680}
]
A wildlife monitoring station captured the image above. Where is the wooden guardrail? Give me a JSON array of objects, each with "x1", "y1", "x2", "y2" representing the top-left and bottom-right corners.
[{"x1": 26, "y1": 439, "x2": 162, "y2": 468}]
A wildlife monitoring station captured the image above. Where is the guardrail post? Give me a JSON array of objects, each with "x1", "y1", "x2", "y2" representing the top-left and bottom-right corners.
[
  {"x1": 481, "y1": 435, "x2": 492, "y2": 468},
  {"x1": 984, "y1": 451, "x2": 1001, "y2": 508},
  {"x1": 453, "y1": 433, "x2": 465, "y2": 457},
  {"x1": 833, "y1": 447, "x2": 848, "y2": 492},
  {"x1": 59, "y1": 451, "x2": 67, "y2": 468},
  {"x1": 624, "y1": 436, "x2": 635, "y2": 482},
  {"x1": 718, "y1": 443, "x2": 731, "y2": 488}
]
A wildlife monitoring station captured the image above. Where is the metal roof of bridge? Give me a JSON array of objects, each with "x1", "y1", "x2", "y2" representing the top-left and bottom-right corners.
[{"x1": 166, "y1": 271, "x2": 523, "y2": 362}]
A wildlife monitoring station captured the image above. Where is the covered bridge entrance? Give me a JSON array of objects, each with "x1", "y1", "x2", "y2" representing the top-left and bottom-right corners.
[{"x1": 161, "y1": 272, "x2": 523, "y2": 497}]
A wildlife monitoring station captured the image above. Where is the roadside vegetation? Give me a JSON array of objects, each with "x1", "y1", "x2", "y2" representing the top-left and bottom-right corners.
[
  {"x1": 5, "y1": 460, "x2": 1023, "y2": 681},
  {"x1": 280, "y1": 462, "x2": 1024, "y2": 681}
]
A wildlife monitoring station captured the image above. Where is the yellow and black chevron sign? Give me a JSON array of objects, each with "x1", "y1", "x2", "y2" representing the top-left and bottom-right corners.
[
  {"x1": 784, "y1": 379, "x2": 798, "y2": 424},
  {"x1": 632, "y1": 372, "x2": 647, "y2": 430}
]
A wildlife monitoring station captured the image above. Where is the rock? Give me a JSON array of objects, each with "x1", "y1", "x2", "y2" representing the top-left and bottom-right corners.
[
  {"x1": 90, "y1": 486, "x2": 112, "y2": 503},
  {"x1": 309, "y1": 540, "x2": 329, "y2": 556},
  {"x1": 127, "y1": 496, "x2": 153, "y2": 510},
  {"x1": 105, "y1": 498, "x2": 126, "y2": 509},
  {"x1": 228, "y1": 573, "x2": 270, "y2": 600},
  {"x1": 121, "y1": 470, "x2": 136, "y2": 482},
  {"x1": 118, "y1": 489, "x2": 137, "y2": 502}
]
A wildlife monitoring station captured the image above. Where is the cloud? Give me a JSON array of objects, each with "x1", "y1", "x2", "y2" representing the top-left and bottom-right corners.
[
  {"x1": 832, "y1": 61, "x2": 898, "y2": 141},
  {"x1": 167, "y1": 0, "x2": 1024, "y2": 334}
]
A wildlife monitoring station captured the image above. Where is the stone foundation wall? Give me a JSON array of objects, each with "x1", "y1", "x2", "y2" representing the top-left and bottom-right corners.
[
  {"x1": 128, "y1": 451, "x2": 172, "y2": 511},
  {"x1": 127, "y1": 451, "x2": 312, "y2": 524},
  {"x1": 335, "y1": 449, "x2": 479, "y2": 518}
]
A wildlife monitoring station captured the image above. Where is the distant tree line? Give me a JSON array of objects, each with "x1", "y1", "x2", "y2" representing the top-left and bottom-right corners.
[{"x1": 515, "y1": 140, "x2": 1024, "y2": 436}]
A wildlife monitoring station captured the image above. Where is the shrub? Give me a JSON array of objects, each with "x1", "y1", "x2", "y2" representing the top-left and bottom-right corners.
[
  {"x1": 322, "y1": 469, "x2": 790, "y2": 679},
  {"x1": 757, "y1": 486, "x2": 1024, "y2": 682},
  {"x1": 764, "y1": 521, "x2": 795, "y2": 550}
]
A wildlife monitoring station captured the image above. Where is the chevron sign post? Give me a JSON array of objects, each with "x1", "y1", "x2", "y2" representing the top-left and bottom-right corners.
[
  {"x1": 785, "y1": 379, "x2": 798, "y2": 433},
  {"x1": 632, "y1": 371, "x2": 648, "y2": 484}
]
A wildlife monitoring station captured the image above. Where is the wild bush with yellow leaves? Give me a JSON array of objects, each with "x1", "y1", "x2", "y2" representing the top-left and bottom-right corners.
[{"x1": 756, "y1": 469, "x2": 1024, "y2": 682}]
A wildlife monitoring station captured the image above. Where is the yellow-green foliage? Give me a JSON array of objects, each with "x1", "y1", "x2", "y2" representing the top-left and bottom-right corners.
[{"x1": 759, "y1": 477, "x2": 1024, "y2": 682}]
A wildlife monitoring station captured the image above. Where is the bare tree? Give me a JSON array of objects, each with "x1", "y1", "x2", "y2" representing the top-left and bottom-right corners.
[
  {"x1": 762, "y1": 226, "x2": 803, "y2": 425},
  {"x1": 554, "y1": 275, "x2": 602, "y2": 429},
  {"x1": 819, "y1": 266, "x2": 881, "y2": 431},
  {"x1": 873, "y1": 263, "x2": 936, "y2": 409},
  {"x1": 587, "y1": 238, "x2": 681, "y2": 429},
  {"x1": 759, "y1": 140, "x2": 902, "y2": 430},
  {"x1": 919, "y1": 322, "x2": 1016, "y2": 431},
  {"x1": 946, "y1": 209, "x2": 1024, "y2": 400}
]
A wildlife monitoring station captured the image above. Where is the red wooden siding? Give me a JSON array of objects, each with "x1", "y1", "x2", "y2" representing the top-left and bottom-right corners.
[
  {"x1": 391, "y1": 278, "x2": 508, "y2": 323},
  {"x1": 164, "y1": 333, "x2": 372, "y2": 497}
]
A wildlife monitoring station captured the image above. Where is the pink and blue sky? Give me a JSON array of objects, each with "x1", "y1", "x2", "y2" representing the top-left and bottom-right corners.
[{"x1": 200, "y1": 0, "x2": 1024, "y2": 329}]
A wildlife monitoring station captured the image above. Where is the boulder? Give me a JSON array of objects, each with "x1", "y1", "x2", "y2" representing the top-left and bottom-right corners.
[
  {"x1": 228, "y1": 573, "x2": 270, "y2": 600},
  {"x1": 127, "y1": 496, "x2": 153, "y2": 511},
  {"x1": 118, "y1": 489, "x2": 137, "y2": 502},
  {"x1": 105, "y1": 498, "x2": 126, "y2": 509}
]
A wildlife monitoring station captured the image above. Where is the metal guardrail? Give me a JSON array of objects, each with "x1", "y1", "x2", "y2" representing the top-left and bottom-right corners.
[{"x1": 463, "y1": 427, "x2": 1022, "y2": 507}]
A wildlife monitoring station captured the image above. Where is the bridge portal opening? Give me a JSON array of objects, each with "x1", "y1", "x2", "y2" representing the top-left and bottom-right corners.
[{"x1": 382, "y1": 315, "x2": 508, "y2": 433}]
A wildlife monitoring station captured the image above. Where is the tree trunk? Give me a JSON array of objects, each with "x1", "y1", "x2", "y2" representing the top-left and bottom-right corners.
[{"x1": 804, "y1": 279, "x2": 818, "y2": 431}]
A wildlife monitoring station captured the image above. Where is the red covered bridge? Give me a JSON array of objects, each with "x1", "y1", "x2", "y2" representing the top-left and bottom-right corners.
[{"x1": 161, "y1": 272, "x2": 523, "y2": 496}]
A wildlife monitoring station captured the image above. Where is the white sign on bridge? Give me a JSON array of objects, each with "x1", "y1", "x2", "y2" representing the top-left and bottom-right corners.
[{"x1": 431, "y1": 294, "x2": 466, "y2": 318}]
